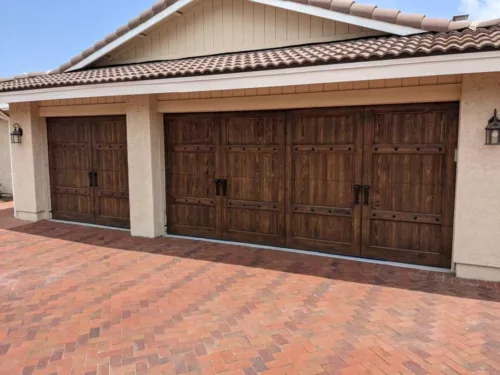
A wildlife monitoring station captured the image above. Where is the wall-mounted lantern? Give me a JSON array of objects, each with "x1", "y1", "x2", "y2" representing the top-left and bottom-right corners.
[
  {"x1": 485, "y1": 110, "x2": 500, "y2": 146},
  {"x1": 10, "y1": 124, "x2": 23, "y2": 144}
]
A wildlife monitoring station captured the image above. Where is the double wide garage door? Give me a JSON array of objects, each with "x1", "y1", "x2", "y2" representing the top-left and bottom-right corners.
[{"x1": 166, "y1": 103, "x2": 458, "y2": 268}]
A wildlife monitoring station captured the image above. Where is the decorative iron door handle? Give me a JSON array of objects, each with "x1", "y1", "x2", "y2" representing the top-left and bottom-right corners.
[
  {"x1": 363, "y1": 185, "x2": 371, "y2": 206},
  {"x1": 214, "y1": 179, "x2": 221, "y2": 196},
  {"x1": 353, "y1": 185, "x2": 361, "y2": 205},
  {"x1": 93, "y1": 172, "x2": 99, "y2": 188},
  {"x1": 88, "y1": 172, "x2": 94, "y2": 187}
]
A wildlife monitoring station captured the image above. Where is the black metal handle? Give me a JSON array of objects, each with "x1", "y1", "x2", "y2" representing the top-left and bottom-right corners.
[
  {"x1": 88, "y1": 172, "x2": 94, "y2": 187},
  {"x1": 94, "y1": 172, "x2": 99, "y2": 188},
  {"x1": 221, "y1": 179, "x2": 228, "y2": 197},
  {"x1": 214, "y1": 179, "x2": 221, "y2": 196},
  {"x1": 353, "y1": 185, "x2": 361, "y2": 205},
  {"x1": 363, "y1": 185, "x2": 370, "y2": 206}
]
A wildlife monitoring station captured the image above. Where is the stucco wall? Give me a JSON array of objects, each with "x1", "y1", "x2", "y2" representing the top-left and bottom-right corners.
[
  {"x1": 454, "y1": 73, "x2": 500, "y2": 281},
  {"x1": 0, "y1": 119, "x2": 12, "y2": 195}
]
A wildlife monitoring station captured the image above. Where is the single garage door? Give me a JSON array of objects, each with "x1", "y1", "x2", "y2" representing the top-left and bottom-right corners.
[
  {"x1": 165, "y1": 103, "x2": 458, "y2": 267},
  {"x1": 47, "y1": 116, "x2": 130, "y2": 228}
]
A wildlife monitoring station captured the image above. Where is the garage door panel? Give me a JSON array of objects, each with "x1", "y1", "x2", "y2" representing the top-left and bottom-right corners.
[
  {"x1": 172, "y1": 204, "x2": 216, "y2": 229},
  {"x1": 373, "y1": 154, "x2": 444, "y2": 185},
  {"x1": 97, "y1": 196, "x2": 130, "y2": 221},
  {"x1": 166, "y1": 115, "x2": 220, "y2": 238},
  {"x1": 92, "y1": 117, "x2": 130, "y2": 228},
  {"x1": 95, "y1": 170, "x2": 129, "y2": 193},
  {"x1": 228, "y1": 208, "x2": 279, "y2": 235},
  {"x1": 221, "y1": 112, "x2": 286, "y2": 245},
  {"x1": 228, "y1": 177, "x2": 278, "y2": 202},
  {"x1": 371, "y1": 183, "x2": 442, "y2": 214},
  {"x1": 48, "y1": 118, "x2": 96, "y2": 224},
  {"x1": 293, "y1": 153, "x2": 353, "y2": 182},
  {"x1": 53, "y1": 194, "x2": 93, "y2": 216},
  {"x1": 227, "y1": 153, "x2": 277, "y2": 178},
  {"x1": 370, "y1": 220, "x2": 442, "y2": 253},
  {"x1": 293, "y1": 181, "x2": 353, "y2": 208},
  {"x1": 226, "y1": 117, "x2": 280, "y2": 144},
  {"x1": 171, "y1": 151, "x2": 215, "y2": 175},
  {"x1": 287, "y1": 109, "x2": 363, "y2": 256},
  {"x1": 169, "y1": 118, "x2": 216, "y2": 144},
  {"x1": 291, "y1": 113, "x2": 356, "y2": 144},
  {"x1": 171, "y1": 176, "x2": 216, "y2": 198},
  {"x1": 373, "y1": 111, "x2": 446, "y2": 144},
  {"x1": 292, "y1": 214, "x2": 353, "y2": 243},
  {"x1": 362, "y1": 104, "x2": 458, "y2": 268}
]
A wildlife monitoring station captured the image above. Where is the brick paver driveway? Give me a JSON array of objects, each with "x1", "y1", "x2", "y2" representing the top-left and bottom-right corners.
[{"x1": 1, "y1": 207, "x2": 499, "y2": 375}]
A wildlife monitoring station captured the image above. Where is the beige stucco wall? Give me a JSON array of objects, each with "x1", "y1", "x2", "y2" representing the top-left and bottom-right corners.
[
  {"x1": 454, "y1": 73, "x2": 500, "y2": 282},
  {"x1": 126, "y1": 95, "x2": 166, "y2": 238},
  {"x1": 9, "y1": 102, "x2": 51, "y2": 221},
  {"x1": 0, "y1": 118, "x2": 12, "y2": 195}
]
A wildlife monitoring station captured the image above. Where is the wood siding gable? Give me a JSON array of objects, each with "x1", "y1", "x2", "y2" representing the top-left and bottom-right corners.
[{"x1": 92, "y1": 0, "x2": 383, "y2": 67}]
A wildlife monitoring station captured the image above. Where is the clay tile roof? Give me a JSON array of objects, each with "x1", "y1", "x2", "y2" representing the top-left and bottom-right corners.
[
  {"x1": 51, "y1": 0, "x2": 495, "y2": 75},
  {"x1": 2, "y1": 26, "x2": 500, "y2": 94}
]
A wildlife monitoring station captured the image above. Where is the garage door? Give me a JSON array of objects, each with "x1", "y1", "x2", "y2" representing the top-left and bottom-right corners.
[
  {"x1": 165, "y1": 103, "x2": 458, "y2": 267},
  {"x1": 47, "y1": 116, "x2": 130, "y2": 228}
]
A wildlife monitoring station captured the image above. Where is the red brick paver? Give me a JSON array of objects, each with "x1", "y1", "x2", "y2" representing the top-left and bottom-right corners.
[{"x1": 0, "y1": 213, "x2": 499, "y2": 375}]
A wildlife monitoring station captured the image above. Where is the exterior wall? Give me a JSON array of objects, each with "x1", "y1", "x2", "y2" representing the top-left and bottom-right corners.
[
  {"x1": 157, "y1": 75, "x2": 463, "y2": 112},
  {"x1": 39, "y1": 96, "x2": 126, "y2": 108},
  {"x1": 0, "y1": 118, "x2": 13, "y2": 196},
  {"x1": 126, "y1": 95, "x2": 166, "y2": 238},
  {"x1": 9, "y1": 102, "x2": 51, "y2": 222},
  {"x1": 94, "y1": 0, "x2": 382, "y2": 67},
  {"x1": 454, "y1": 72, "x2": 500, "y2": 282}
]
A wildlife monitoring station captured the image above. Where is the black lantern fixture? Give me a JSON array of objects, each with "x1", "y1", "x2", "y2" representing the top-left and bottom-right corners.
[
  {"x1": 10, "y1": 124, "x2": 23, "y2": 144},
  {"x1": 485, "y1": 110, "x2": 500, "y2": 146}
]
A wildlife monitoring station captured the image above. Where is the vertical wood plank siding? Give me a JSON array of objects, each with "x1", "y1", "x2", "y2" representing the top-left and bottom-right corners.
[{"x1": 94, "y1": 0, "x2": 382, "y2": 66}]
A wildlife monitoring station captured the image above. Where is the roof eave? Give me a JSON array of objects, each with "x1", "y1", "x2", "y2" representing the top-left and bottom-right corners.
[
  {"x1": 65, "y1": 0, "x2": 196, "y2": 73},
  {"x1": 2, "y1": 50, "x2": 500, "y2": 104}
]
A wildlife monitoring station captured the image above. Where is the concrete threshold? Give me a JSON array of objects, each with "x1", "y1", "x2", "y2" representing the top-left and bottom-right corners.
[{"x1": 164, "y1": 233, "x2": 453, "y2": 274}]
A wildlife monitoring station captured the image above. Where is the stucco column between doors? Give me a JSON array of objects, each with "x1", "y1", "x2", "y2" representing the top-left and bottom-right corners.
[
  {"x1": 453, "y1": 73, "x2": 500, "y2": 282},
  {"x1": 126, "y1": 95, "x2": 166, "y2": 238},
  {"x1": 9, "y1": 102, "x2": 51, "y2": 221}
]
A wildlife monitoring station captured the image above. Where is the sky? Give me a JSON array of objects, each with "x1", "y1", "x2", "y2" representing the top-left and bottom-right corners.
[{"x1": 0, "y1": 0, "x2": 499, "y2": 78}]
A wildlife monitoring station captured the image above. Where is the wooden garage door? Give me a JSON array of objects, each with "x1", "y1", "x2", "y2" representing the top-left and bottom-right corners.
[
  {"x1": 221, "y1": 112, "x2": 286, "y2": 246},
  {"x1": 165, "y1": 112, "x2": 286, "y2": 245},
  {"x1": 361, "y1": 104, "x2": 458, "y2": 267},
  {"x1": 286, "y1": 108, "x2": 363, "y2": 256},
  {"x1": 165, "y1": 103, "x2": 458, "y2": 268},
  {"x1": 48, "y1": 116, "x2": 130, "y2": 228},
  {"x1": 165, "y1": 115, "x2": 220, "y2": 239}
]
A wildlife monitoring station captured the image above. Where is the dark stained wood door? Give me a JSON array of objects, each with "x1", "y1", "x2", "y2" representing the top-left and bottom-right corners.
[
  {"x1": 286, "y1": 108, "x2": 363, "y2": 256},
  {"x1": 361, "y1": 103, "x2": 458, "y2": 267},
  {"x1": 48, "y1": 118, "x2": 95, "y2": 224},
  {"x1": 220, "y1": 112, "x2": 286, "y2": 246},
  {"x1": 92, "y1": 117, "x2": 130, "y2": 228},
  {"x1": 165, "y1": 115, "x2": 220, "y2": 239},
  {"x1": 164, "y1": 104, "x2": 458, "y2": 268},
  {"x1": 48, "y1": 116, "x2": 130, "y2": 228}
]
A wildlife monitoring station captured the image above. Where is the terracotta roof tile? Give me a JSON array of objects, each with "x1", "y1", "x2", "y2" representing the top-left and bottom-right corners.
[
  {"x1": 2, "y1": 26, "x2": 500, "y2": 94},
  {"x1": 52, "y1": 0, "x2": 498, "y2": 74}
]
